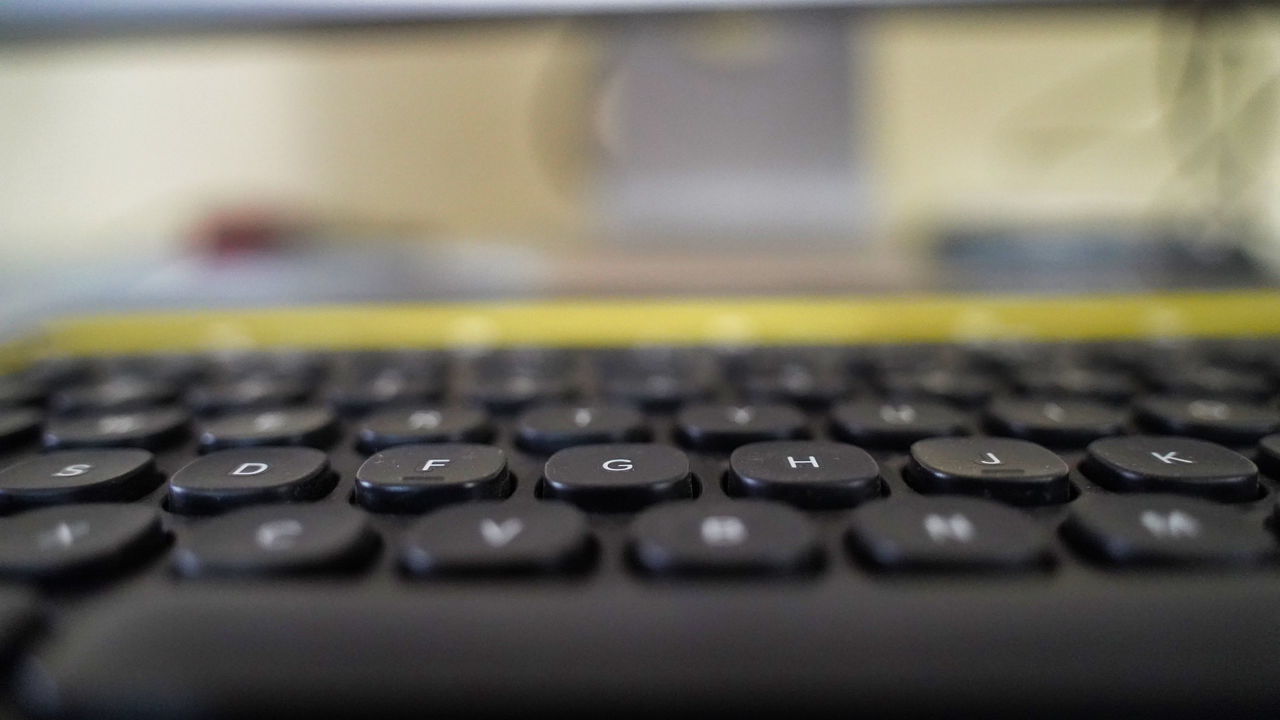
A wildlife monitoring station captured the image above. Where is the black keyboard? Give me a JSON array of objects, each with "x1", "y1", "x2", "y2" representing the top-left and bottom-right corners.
[{"x1": 2, "y1": 338, "x2": 1280, "y2": 719}]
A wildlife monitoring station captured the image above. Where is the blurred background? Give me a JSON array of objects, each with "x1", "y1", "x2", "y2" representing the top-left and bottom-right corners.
[{"x1": 1, "y1": 3, "x2": 1279, "y2": 328}]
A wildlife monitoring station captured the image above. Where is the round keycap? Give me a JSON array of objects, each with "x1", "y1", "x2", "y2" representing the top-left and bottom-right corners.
[
  {"x1": 43, "y1": 408, "x2": 189, "y2": 451},
  {"x1": 1147, "y1": 366, "x2": 1272, "y2": 400},
  {"x1": 187, "y1": 377, "x2": 311, "y2": 415},
  {"x1": 907, "y1": 437, "x2": 1072, "y2": 505},
  {"x1": 356, "y1": 407, "x2": 493, "y2": 453},
  {"x1": 736, "y1": 360, "x2": 848, "y2": 406},
  {"x1": 197, "y1": 407, "x2": 338, "y2": 452},
  {"x1": 1063, "y1": 495, "x2": 1275, "y2": 566},
  {"x1": 829, "y1": 399, "x2": 968, "y2": 450},
  {"x1": 401, "y1": 502, "x2": 592, "y2": 576},
  {"x1": 1133, "y1": 396, "x2": 1280, "y2": 446},
  {"x1": 847, "y1": 497, "x2": 1050, "y2": 571},
  {"x1": 675, "y1": 403, "x2": 809, "y2": 451},
  {"x1": 596, "y1": 349, "x2": 718, "y2": 409},
  {"x1": 462, "y1": 374, "x2": 573, "y2": 413},
  {"x1": 173, "y1": 505, "x2": 378, "y2": 577},
  {"x1": 600, "y1": 371, "x2": 716, "y2": 410},
  {"x1": 167, "y1": 448, "x2": 335, "y2": 515},
  {"x1": 514, "y1": 404, "x2": 648, "y2": 454},
  {"x1": 727, "y1": 440, "x2": 881, "y2": 508},
  {"x1": 1012, "y1": 366, "x2": 1135, "y2": 403},
  {"x1": 0, "y1": 504, "x2": 166, "y2": 580},
  {"x1": 354, "y1": 444, "x2": 510, "y2": 513},
  {"x1": 877, "y1": 368, "x2": 997, "y2": 406},
  {"x1": 325, "y1": 368, "x2": 443, "y2": 415},
  {"x1": 1082, "y1": 435, "x2": 1259, "y2": 502},
  {"x1": 0, "y1": 449, "x2": 158, "y2": 510},
  {"x1": 50, "y1": 377, "x2": 179, "y2": 415},
  {"x1": 540, "y1": 444, "x2": 693, "y2": 511},
  {"x1": 629, "y1": 501, "x2": 820, "y2": 575},
  {"x1": 983, "y1": 397, "x2": 1126, "y2": 448}
]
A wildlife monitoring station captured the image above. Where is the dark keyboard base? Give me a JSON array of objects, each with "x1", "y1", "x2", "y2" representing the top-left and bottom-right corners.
[{"x1": 22, "y1": 578, "x2": 1280, "y2": 719}]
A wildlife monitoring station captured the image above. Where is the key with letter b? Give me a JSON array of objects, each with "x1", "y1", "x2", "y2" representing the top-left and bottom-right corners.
[{"x1": 628, "y1": 501, "x2": 820, "y2": 575}]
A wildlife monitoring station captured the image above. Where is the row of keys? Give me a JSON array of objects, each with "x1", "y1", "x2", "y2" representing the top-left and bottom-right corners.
[
  {"x1": 2, "y1": 436, "x2": 1276, "y2": 516},
  {"x1": 0, "y1": 493, "x2": 1275, "y2": 583},
  {"x1": 5, "y1": 395, "x2": 1280, "y2": 456},
  {"x1": 18, "y1": 368, "x2": 1277, "y2": 413},
  {"x1": 6, "y1": 342, "x2": 1280, "y2": 416}
]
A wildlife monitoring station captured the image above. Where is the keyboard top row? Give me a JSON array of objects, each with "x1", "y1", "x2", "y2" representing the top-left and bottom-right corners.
[{"x1": 4, "y1": 338, "x2": 1280, "y2": 415}]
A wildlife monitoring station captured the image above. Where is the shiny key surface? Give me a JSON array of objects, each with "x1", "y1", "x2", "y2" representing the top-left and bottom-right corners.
[
  {"x1": 0, "y1": 449, "x2": 158, "y2": 510},
  {"x1": 905, "y1": 436, "x2": 1073, "y2": 505},
  {"x1": 726, "y1": 440, "x2": 881, "y2": 508},
  {"x1": 167, "y1": 448, "x2": 336, "y2": 515},
  {"x1": 354, "y1": 444, "x2": 511, "y2": 513},
  {"x1": 539, "y1": 444, "x2": 693, "y2": 511},
  {"x1": 1082, "y1": 436, "x2": 1261, "y2": 502}
]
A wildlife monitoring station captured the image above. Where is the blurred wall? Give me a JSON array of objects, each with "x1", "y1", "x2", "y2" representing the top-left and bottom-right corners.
[
  {"x1": 0, "y1": 6, "x2": 1278, "y2": 265},
  {"x1": 869, "y1": 5, "x2": 1280, "y2": 253},
  {"x1": 0, "y1": 21, "x2": 597, "y2": 265}
]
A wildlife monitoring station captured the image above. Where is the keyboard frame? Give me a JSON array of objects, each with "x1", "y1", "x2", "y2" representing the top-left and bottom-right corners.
[{"x1": 4, "y1": 290, "x2": 1280, "y2": 720}]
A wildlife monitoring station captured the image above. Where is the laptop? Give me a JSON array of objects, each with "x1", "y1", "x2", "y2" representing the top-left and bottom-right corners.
[{"x1": 1, "y1": 1, "x2": 1279, "y2": 718}]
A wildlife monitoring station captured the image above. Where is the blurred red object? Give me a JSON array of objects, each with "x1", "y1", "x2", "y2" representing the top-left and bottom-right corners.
[{"x1": 190, "y1": 206, "x2": 308, "y2": 257}]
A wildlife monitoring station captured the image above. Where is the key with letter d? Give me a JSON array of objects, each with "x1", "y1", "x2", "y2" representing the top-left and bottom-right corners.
[{"x1": 168, "y1": 448, "x2": 335, "y2": 515}]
